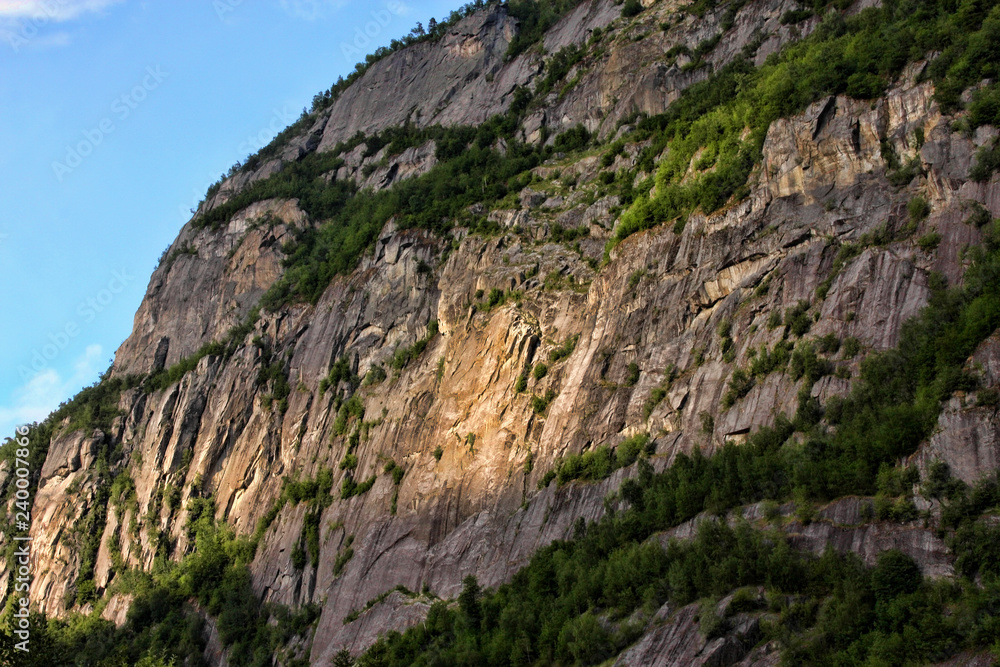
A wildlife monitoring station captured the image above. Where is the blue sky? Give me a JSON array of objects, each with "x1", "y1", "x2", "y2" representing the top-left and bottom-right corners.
[{"x1": 0, "y1": 0, "x2": 460, "y2": 438}]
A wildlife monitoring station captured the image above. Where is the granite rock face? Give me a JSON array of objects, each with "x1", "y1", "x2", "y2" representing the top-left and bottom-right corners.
[
  {"x1": 6, "y1": 0, "x2": 1000, "y2": 664},
  {"x1": 315, "y1": 7, "x2": 526, "y2": 152},
  {"x1": 914, "y1": 331, "x2": 1000, "y2": 484}
]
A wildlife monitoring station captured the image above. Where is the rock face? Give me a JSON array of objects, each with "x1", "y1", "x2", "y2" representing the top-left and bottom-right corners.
[
  {"x1": 5, "y1": 0, "x2": 1000, "y2": 665},
  {"x1": 915, "y1": 331, "x2": 1000, "y2": 483},
  {"x1": 613, "y1": 598, "x2": 759, "y2": 667},
  {"x1": 315, "y1": 8, "x2": 527, "y2": 152}
]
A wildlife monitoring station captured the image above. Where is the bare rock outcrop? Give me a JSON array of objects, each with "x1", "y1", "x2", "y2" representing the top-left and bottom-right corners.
[{"x1": 915, "y1": 332, "x2": 1000, "y2": 483}]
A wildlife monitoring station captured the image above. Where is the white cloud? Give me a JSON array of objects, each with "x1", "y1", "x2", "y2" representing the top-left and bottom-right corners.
[
  {"x1": 279, "y1": 0, "x2": 347, "y2": 21},
  {"x1": 0, "y1": 0, "x2": 122, "y2": 52},
  {"x1": 0, "y1": 344, "x2": 104, "y2": 438},
  {"x1": 0, "y1": 0, "x2": 124, "y2": 21}
]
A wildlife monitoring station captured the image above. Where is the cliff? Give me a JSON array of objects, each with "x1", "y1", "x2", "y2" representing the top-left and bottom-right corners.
[{"x1": 3, "y1": 0, "x2": 1000, "y2": 665}]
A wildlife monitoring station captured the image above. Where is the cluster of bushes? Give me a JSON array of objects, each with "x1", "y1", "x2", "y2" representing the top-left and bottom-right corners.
[
  {"x1": 341, "y1": 473, "x2": 377, "y2": 500},
  {"x1": 622, "y1": 0, "x2": 643, "y2": 18},
  {"x1": 320, "y1": 356, "x2": 360, "y2": 396},
  {"x1": 250, "y1": 467, "x2": 335, "y2": 558},
  {"x1": 722, "y1": 366, "x2": 755, "y2": 408},
  {"x1": 783, "y1": 300, "x2": 813, "y2": 338},
  {"x1": 474, "y1": 288, "x2": 520, "y2": 312},
  {"x1": 530, "y1": 389, "x2": 558, "y2": 414},
  {"x1": 748, "y1": 339, "x2": 794, "y2": 376},
  {"x1": 262, "y1": 469, "x2": 337, "y2": 571},
  {"x1": 538, "y1": 433, "x2": 653, "y2": 488},
  {"x1": 333, "y1": 394, "x2": 365, "y2": 437},
  {"x1": 553, "y1": 125, "x2": 592, "y2": 152},
  {"x1": 548, "y1": 334, "x2": 580, "y2": 363}
]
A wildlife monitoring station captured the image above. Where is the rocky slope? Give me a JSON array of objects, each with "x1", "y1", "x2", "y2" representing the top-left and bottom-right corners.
[{"x1": 4, "y1": 0, "x2": 1000, "y2": 664}]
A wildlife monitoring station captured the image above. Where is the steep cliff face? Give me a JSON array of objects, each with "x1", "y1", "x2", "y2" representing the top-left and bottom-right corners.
[{"x1": 6, "y1": 0, "x2": 1000, "y2": 664}]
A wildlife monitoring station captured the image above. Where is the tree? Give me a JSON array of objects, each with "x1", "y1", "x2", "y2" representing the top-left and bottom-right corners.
[
  {"x1": 333, "y1": 648, "x2": 355, "y2": 667},
  {"x1": 428, "y1": 17, "x2": 438, "y2": 35},
  {"x1": 871, "y1": 550, "x2": 922, "y2": 603},
  {"x1": 136, "y1": 651, "x2": 177, "y2": 667},
  {"x1": 622, "y1": 0, "x2": 643, "y2": 17},
  {"x1": 458, "y1": 575, "x2": 482, "y2": 628}
]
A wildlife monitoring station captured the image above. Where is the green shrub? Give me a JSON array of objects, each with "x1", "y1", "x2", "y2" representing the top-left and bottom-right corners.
[
  {"x1": 531, "y1": 390, "x2": 557, "y2": 414},
  {"x1": 533, "y1": 363, "x2": 549, "y2": 381},
  {"x1": 841, "y1": 336, "x2": 861, "y2": 358},
  {"x1": 918, "y1": 230, "x2": 942, "y2": 252},
  {"x1": 871, "y1": 550, "x2": 922, "y2": 602},
  {"x1": 320, "y1": 356, "x2": 358, "y2": 395},
  {"x1": 908, "y1": 196, "x2": 931, "y2": 223},
  {"x1": 977, "y1": 387, "x2": 1000, "y2": 407},
  {"x1": 699, "y1": 600, "x2": 729, "y2": 639},
  {"x1": 643, "y1": 387, "x2": 668, "y2": 419},
  {"x1": 816, "y1": 333, "x2": 841, "y2": 355},
  {"x1": 506, "y1": 0, "x2": 581, "y2": 60},
  {"x1": 624, "y1": 362, "x2": 640, "y2": 386},
  {"x1": 750, "y1": 340, "x2": 793, "y2": 377},
  {"x1": 784, "y1": 301, "x2": 812, "y2": 338},
  {"x1": 970, "y1": 139, "x2": 1000, "y2": 182},
  {"x1": 333, "y1": 537, "x2": 355, "y2": 576},
  {"x1": 700, "y1": 411, "x2": 715, "y2": 435},
  {"x1": 553, "y1": 125, "x2": 591, "y2": 152},
  {"x1": 722, "y1": 337, "x2": 737, "y2": 363},
  {"x1": 622, "y1": 0, "x2": 642, "y2": 17},
  {"x1": 616, "y1": 433, "x2": 652, "y2": 468},
  {"x1": 780, "y1": 8, "x2": 813, "y2": 24},
  {"x1": 549, "y1": 334, "x2": 580, "y2": 363},
  {"x1": 722, "y1": 368, "x2": 754, "y2": 408},
  {"x1": 341, "y1": 474, "x2": 376, "y2": 499},
  {"x1": 363, "y1": 364, "x2": 387, "y2": 386},
  {"x1": 389, "y1": 321, "x2": 439, "y2": 371},
  {"x1": 789, "y1": 343, "x2": 833, "y2": 384},
  {"x1": 967, "y1": 202, "x2": 992, "y2": 229}
]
